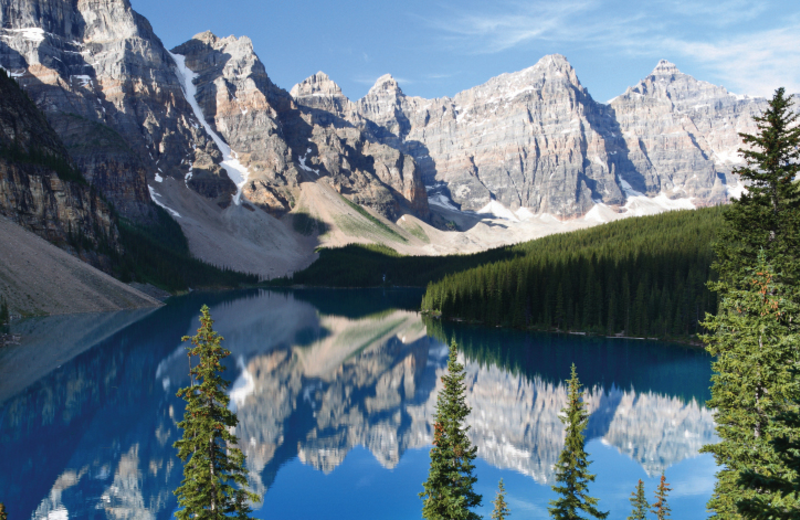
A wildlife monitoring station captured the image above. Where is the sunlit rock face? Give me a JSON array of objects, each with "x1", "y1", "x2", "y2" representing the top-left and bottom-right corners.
[
  {"x1": 0, "y1": 0, "x2": 235, "y2": 216},
  {"x1": 355, "y1": 55, "x2": 622, "y2": 217},
  {"x1": 608, "y1": 60, "x2": 766, "y2": 205},
  {"x1": 304, "y1": 56, "x2": 768, "y2": 219},
  {"x1": 169, "y1": 32, "x2": 430, "y2": 221},
  {"x1": 170, "y1": 31, "x2": 300, "y2": 217}
]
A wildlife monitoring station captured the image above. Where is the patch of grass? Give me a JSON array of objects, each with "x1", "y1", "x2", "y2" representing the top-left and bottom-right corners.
[
  {"x1": 405, "y1": 221, "x2": 429, "y2": 243},
  {"x1": 340, "y1": 196, "x2": 408, "y2": 243}
]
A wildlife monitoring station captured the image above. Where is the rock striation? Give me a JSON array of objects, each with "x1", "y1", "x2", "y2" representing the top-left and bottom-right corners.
[
  {"x1": 296, "y1": 56, "x2": 768, "y2": 219},
  {"x1": 0, "y1": 68, "x2": 120, "y2": 270},
  {"x1": 172, "y1": 32, "x2": 430, "y2": 221},
  {"x1": 0, "y1": 0, "x2": 235, "y2": 217},
  {"x1": 0, "y1": 0, "x2": 776, "y2": 269}
]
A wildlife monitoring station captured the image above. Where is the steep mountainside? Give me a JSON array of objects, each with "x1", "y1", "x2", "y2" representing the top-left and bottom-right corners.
[
  {"x1": 0, "y1": 214, "x2": 159, "y2": 317},
  {"x1": 0, "y1": 0, "x2": 779, "y2": 277},
  {"x1": 0, "y1": 0, "x2": 235, "y2": 218},
  {"x1": 172, "y1": 32, "x2": 430, "y2": 221},
  {"x1": 296, "y1": 56, "x2": 767, "y2": 220},
  {"x1": 0, "y1": 68, "x2": 119, "y2": 270}
]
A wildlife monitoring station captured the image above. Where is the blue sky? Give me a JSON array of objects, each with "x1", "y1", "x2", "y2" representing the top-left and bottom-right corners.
[{"x1": 132, "y1": 0, "x2": 800, "y2": 103}]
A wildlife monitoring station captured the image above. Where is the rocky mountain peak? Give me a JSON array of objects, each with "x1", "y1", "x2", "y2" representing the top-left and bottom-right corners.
[
  {"x1": 290, "y1": 72, "x2": 344, "y2": 99},
  {"x1": 650, "y1": 59, "x2": 682, "y2": 77},
  {"x1": 191, "y1": 30, "x2": 219, "y2": 45},
  {"x1": 368, "y1": 74, "x2": 403, "y2": 96}
]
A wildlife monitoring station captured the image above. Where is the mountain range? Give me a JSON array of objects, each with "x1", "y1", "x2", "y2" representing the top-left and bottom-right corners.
[{"x1": 0, "y1": 0, "x2": 783, "y2": 284}]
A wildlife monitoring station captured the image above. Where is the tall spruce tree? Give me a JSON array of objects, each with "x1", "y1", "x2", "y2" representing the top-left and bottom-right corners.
[
  {"x1": 738, "y1": 380, "x2": 800, "y2": 520},
  {"x1": 702, "y1": 88, "x2": 800, "y2": 520},
  {"x1": 627, "y1": 480, "x2": 649, "y2": 520},
  {"x1": 420, "y1": 341, "x2": 482, "y2": 520},
  {"x1": 173, "y1": 305, "x2": 259, "y2": 520},
  {"x1": 492, "y1": 479, "x2": 511, "y2": 520},
  {"x1": 651, "y1": 472, "x2": 672, "y2": 520},
  {"x1": 548, "y1": 364, "x2": 608, "y2": 520}
]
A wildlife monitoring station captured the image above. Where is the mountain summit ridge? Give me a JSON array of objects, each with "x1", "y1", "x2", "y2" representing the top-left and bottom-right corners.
[{"x1": 0, "y1": 2, "x2": 773, "y2": 276}]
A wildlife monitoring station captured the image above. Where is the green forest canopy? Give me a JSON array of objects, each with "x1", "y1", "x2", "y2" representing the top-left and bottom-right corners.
[{"x1": 283, "y1": 206, "x2": 723, "y2": 339}]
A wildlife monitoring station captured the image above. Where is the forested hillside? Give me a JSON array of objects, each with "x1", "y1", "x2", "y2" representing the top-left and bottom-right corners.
[{"x1": 421, "y1": 207, "x2": 723, "y2": 339}]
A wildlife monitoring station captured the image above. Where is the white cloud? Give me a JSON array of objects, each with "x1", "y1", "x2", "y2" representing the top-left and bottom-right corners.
[
  {"x1": 661, "y1": 27, "x2": 800, "y2": 97},
  {"x1": 423, "y1": 0, "x2": 800, "y2": 97}
]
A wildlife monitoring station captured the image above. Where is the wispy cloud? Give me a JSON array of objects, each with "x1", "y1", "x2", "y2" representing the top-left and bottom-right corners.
[
  {"x1": 421, "y1": 0, "x2": 800, "y2": 96},
  {"x1": 655, "y1": 0, "x2": 769, "y2": 27},
  {"x1": 661, "y1": 27, "x2": 800, "y2": 96},
  {"x1": 426, "y1": 72, "x2": 459, "y2": 80}
]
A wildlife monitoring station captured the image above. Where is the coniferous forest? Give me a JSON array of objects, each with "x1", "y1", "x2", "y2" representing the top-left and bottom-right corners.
[{"x1": 421, "y1": 206, "x2": 723, "y2": 339}]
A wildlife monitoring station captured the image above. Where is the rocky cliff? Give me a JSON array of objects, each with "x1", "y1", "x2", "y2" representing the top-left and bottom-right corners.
[
  {"x1": 0, "y1": 0, "x2": 234, "y2": 217},
  {"x1": 298, "y1": 55, "x2": 767, "y2": 220},
  {"x1": 171, "y1": 32, "x2": 430, "y2": 221},
  {"x1": 0, "y1": 67, "x2": 120, "y2": 269},
  {"x1": 0, "y1": 0, "x2": 777, "y2": 272}
]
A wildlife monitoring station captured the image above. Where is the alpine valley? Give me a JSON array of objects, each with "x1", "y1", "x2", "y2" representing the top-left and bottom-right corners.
[{"x1": 0, "y1": 0, "x2": 784, "y2": 309}]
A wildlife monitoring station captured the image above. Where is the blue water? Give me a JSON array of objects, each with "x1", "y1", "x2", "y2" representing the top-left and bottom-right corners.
[{"x1": 0, "y1": 288, "x2": 716, "y2": 519}]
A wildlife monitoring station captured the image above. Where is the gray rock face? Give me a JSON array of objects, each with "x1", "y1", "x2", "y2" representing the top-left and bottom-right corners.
[
  {"x1": 171, "y1": 31, "x2": 299, "y2": 216},
  {"x1": 300, "y1": 56, "x2": 767, "y2": 219},
  {"x1": 607, "y1": 59, "x2": 766, "y2": 205},
  {"x1": 0, "y1": 68, "x2": 120, "y2": 271},
  {"x1": 289, "y1": 72, "x2": 430, "y2": 220},
  {"x1": 356, "y1": 55, "x2": 623, "y2": 216},
  {"x1": 171, "y1": 33, "x2": 430, "y2": 221},
  {"x1": 0, "y1": 0, "x2": 235, "y2": 218}
]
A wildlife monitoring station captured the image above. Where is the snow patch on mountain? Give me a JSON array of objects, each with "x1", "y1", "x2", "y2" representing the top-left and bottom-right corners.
[
  {"x1": 477, "y1": 200, "x2": 520, "y2": 222},
  {"x1": 298, "y1": 148, "x2": 320, "y2": 176},
  {"x1": 148, "y1": 185, "x2": 181, "y2": 218},
  {"x1": 169, "y1": 51, "x2": 250, "y2": 205}
]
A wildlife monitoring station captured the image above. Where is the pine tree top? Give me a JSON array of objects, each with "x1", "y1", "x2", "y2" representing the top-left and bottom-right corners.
[
  {"x1": 173, "y1": 304, "x2": 259, "y2": 520},
  {"x1": 549, "y1": 364, "x2": 608, "y2": 520}
]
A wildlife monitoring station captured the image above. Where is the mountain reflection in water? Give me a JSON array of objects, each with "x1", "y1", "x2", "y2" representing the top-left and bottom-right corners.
[{"x1": 0, "y1": 289, "x2": 715, "y2": 520}]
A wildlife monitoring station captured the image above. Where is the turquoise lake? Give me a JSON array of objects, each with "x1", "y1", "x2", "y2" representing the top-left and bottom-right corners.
[{"x1": 0, "y1": 288, "x2": 717, "y2": 519}]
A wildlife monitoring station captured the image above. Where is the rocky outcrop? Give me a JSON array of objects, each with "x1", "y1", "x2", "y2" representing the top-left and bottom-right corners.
[
  {"x1": 608, "y1": 59, "x2": 766, "y2": 204},
  {"x1": 0, "y1": 0, "x2": 235, "y2": 217},
  {"x1": 290, "y1": 72, "x2": 430, "y2": 220},
  {"x1": 171, "y1": 32, "x2": 299, "y2": 216},
  {"x1": 0, "y1": 68, "x2": 120, "y2": 269},
  {"x1": 355, "y1": 56, "x2": 623, "y2": 216},
  {"x1": 172, "y1": 32, "x2": 430, "y2": 221},
  {"x1": 299, "y1": 56, "x2": 767, "y2": 219}
]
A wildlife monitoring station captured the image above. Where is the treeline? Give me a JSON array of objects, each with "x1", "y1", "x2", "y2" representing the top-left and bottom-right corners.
[
  {"x1": 422, "y1": 207, "x2": 723, "y2": 339},
  {"x1": 113, "y1": 205, "x2": 258, "y2": 292},
  {"x1": 275, "y1": 243, "x2": 523, "y2": 287}
]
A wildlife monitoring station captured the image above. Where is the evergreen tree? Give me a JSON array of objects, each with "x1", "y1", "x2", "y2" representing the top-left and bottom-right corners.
[
  {"x1": 420, "y1": 341, "x2": 482, "y2": 520},
  {"x1": 492, "y1": 479, "x2": 510, "y2": 520},
  {"x1": 627, "y1": 479, "x2": 649, "y2": 520},
  {"x1": 174, "y1": 305, "x2": 259, "y2": 520},
  {"x1": 738, "y1": 385, "x2": 800, "y2": 520},
  {"x1": 651, "y1": 472, "x2": 672, "y2": 520},
  {"x1": 702, "y1": 88, "x2": 800, "y2": 520},
  {"x1": 548, "y1": 364, "x2": 608, "y2": 520}
]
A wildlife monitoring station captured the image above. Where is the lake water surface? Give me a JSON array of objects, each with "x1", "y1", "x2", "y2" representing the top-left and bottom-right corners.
[{"x1": 0, "y1": 288, "x2": 717, "y2": 520}]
